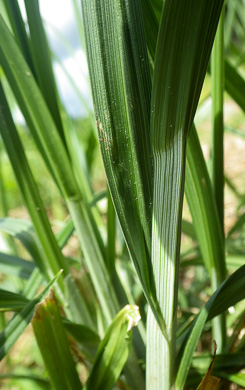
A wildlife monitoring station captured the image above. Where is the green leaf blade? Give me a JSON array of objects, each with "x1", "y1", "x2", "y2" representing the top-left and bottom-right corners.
[{"x1": 81, "y1": 0, "x2": 157, "y2": 317}]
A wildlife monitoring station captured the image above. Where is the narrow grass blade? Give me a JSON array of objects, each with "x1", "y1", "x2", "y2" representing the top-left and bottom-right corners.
[
  {"x1": 0, "y1": 290, "x2": 29, "y2": 311},
  {"x1": 227, "y1": 214, "x2": 245, "y2": 238},
  {"x1": 32, "y1": 290, "x2": 82, "y2": 390},
  {"x1": 0, "y1": 82, "x2": 68, "y2": 300},
  {"x1": 0, "y1": 271, "x2": 62, "y2": 360},
  {"x1": 106, "y1": 188, "x2": 116, "y2": 275},
  {"x1": 23, "y1": 0, "x2": 66, "y2": 145},
  {"x1": 2, "y1": 0, "x2": 34, "y2": 74},
  {"x1": 0, "y1": 252, "x2": 35, "y2": 279},
  {"x1": 186, "y1": 127, "x2": 226, "y2": 284},
  {"x1": 225, "y1": 60, "x2": 245, "y2": 112},
  {"x1": 176, "y1": 265, "x2": 245, "y2": 389},
  {"x1": 84, "y1": 305, "x2": 141, "y2": 390},
  {"x1": 148, "y1": 1, "x2": 224, "y2": 388},
  {"x1": 211, "y1": 8, "x2": 225, "y2": 233},
  {"x1": 191, "y1": 352, "x2": 245, "y2": 375},
  {"x1": 140, "y1": 0, "x2": 158, "y2": 63},
  {"x1": 186, "y1": 125, "x2": 226, "y2": 351}
]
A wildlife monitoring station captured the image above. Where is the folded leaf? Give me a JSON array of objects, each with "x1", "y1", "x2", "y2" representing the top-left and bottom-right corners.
[
  {"x1": 32, "y1": 289, "x2": 82, "y2": 390},
  {"x1": 84, "y1": 305, "x2": 141, "y2": 390}
]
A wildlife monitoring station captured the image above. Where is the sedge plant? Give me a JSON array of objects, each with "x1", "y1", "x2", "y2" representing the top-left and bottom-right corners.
[{"x1": 0, "y1": 0, "x2": 245, "y2": 389}]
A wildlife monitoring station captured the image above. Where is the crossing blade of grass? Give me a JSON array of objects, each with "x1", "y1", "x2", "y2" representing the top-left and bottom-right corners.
[
  {"x1": 81, "y1": 0, "x2": 162, "y2": 325},
  {"x1": 0, "y1": 290, "x2": 29, "y2": 312},
  {"x1": 61, "y1": 113, "x2": 105, "y2": 235},
  {"x1": 175, "y1": 264, "x2": 245, "y2": 389},
  {"x1": 0, "y1": 14, "x2": 119, "y2": 324},
  {"x1": 190, "y1": 353, "x2": 245, "y2": 377},
  {"x1": 32, "y1": 290, "x2": 82, "y2": 390},
  {"x1": 0, "y1": 218, "x2": 48, "y2": 274},
  {"x1": 56, "y1": 218, "x2": 74, "y2": 249},
  {"x1": 0, "y1": 270, "x2": 62, "y2": 361},
  {"x1": 227, "y1": 214, "x2": 245, "y2": 238},
  {"x1": 148, "y1": 2, "x2": 224, "y2": 388},
  {"x1": 23, "y1": 268, "x2": 44, "y2": 300}
]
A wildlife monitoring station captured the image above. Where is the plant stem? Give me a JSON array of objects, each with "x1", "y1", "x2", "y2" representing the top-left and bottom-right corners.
[
  {"x1": 211, "y1": 7, "x2": 226, "y2": 352},
  {"x1": 147, "y1": 134, "x2": 186, "y2": 389}
]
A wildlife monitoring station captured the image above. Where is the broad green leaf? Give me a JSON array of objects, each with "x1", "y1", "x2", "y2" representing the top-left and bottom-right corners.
[
  {"x1": 148, "y1": 1, "x2": 224, "y2": 388},
  {"x1": 32, "y1": 290, "x2": 82, "y2": 390},
  {"x1": 0, "y1": 252, "x2": 35, "y2": 279},
  {"x1": 84, "y1": 305, "x2": 141, "y2": 390},
  {"x1": 0, "y1": 270, "x2": 62, "y2": 361},
  {"x1": 176, "y1": 265, "x2": 245, "y2": 389},
  {"x1": 0, "y1": 289, "x2": 29, "y2": 311},
  {"x1": 81, "y1": 0, "x2": 160, "y2": 323}
]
